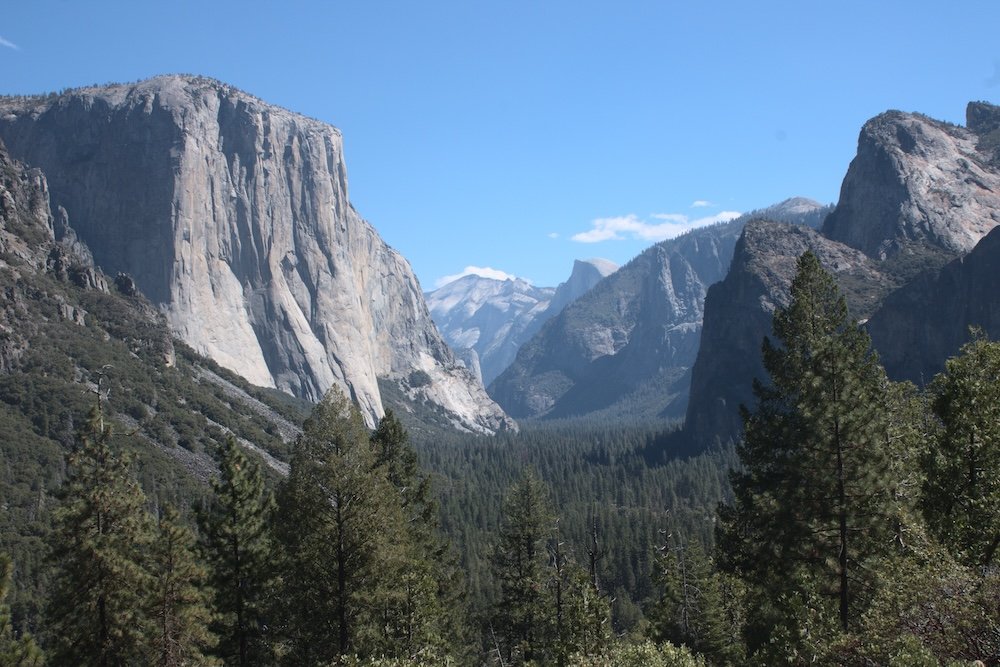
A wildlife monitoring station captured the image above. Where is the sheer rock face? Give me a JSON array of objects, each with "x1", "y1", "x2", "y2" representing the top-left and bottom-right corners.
[
  {"x1": 868, "y1": 225, "x2": 1000, "y2": 384},
  {"x1": 0, "y1": 75, "x2": 514, "y2": 433},
  {"x1": 822, "y1": 105, "x2": 1000, "y2": 259},
  {"x1": 684, "y1": 221, "x2": 887, "y2": 448}
]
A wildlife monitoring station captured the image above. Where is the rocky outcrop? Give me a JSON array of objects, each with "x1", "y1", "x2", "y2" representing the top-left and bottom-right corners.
[
  {"x1": 822, "y1": 104, "x2": 1000, "y2": 260},
  {"x1": 868, "y1": 224, "x2": 1000, "y2": 384},
  {"x1": 488, "y1": 199, "x2": 828, "y2": 422},
  {"x1": 0, "y1": 75, "x2": 513, "y2": 433},
  {"x1": 425, "y1": 258, "x2": 617, "y2": 387},
  {"x1": 683, "y1": 221, "x2": 889, "y2": 447},
  {"x1": 682, "y1": 103, "x2": 1000, "y2": 451}
]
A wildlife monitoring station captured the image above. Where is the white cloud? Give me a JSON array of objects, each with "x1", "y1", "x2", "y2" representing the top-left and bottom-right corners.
[
  {"x1": 571, "y1": 211, "x2": 741, "y2": 244},
  {"x1": 547, "y1": 232, "x2": 559, "y2": 239},
  {"x1": 0, "y1": 36, "x2": 19, "y2": 50},
  {"x1": 691, "y1": 200, "x2": 712, "y2": 208},
  {"x1": 435, "y1": 265, "x2": 520, "y2": 288}
]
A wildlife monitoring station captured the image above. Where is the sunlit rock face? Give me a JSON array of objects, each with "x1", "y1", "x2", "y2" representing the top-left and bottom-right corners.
[{"x1": 0, "y1": 75, "x2": 514, "y2": 433}]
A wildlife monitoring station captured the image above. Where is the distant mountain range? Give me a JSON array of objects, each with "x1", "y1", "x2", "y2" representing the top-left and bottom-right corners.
[
  {"x1": 1, "y1": 74, "x2": 998, "y2": 458},
  {"x1": 425, "y1": 258, "x2": 618, "y2": 386},
  {"x1": 487, "y1": 198, "x2": 831, "y2": 423}
]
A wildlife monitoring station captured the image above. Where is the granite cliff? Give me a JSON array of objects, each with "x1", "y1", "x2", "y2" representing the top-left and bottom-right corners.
[
  {"x1": 0, "y1": 75, "x2": 513, "y2": 433},
  {"x1": 867, "y1": 223, "x2": 1000, "y2": 384},
  {"x1": 683, "y1": 102, "x2": 1000, "y2": 449}
]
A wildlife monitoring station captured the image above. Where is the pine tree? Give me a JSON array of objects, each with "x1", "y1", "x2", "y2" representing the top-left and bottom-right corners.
[
  {"x1": 650, "y1": 533, "x2": 738, "y2": 665},
  {"x1": 490, "y1": 471, "x2": 553, "y2": 664},
  {"x1": 46, "y1": 406, "x2": 154, "y2": 666},
  {"x1": 147, "y1": 505, "x2": 218, "y2": 666},
  {"x1": 544, "y1": 523, "x2": 609, "y2": 666},
  {"x1": 717, "y1": 252, "x2": 904, "y2": 655},
  {"x1": 370, "y1": 411, "x2": 465, "y2": 660},
  {"x1": 0, "y1": 553, "x2": 42, "y2": 666},
  {"x1": 275, "y1": 390, "x2": 405, "y2": 663},
  {"x1": 199, "y1": 437, "x2": 274, "y2": 667},
  {"x1": 923, "y1": 333, "x2": 1000, "y2": 567}
]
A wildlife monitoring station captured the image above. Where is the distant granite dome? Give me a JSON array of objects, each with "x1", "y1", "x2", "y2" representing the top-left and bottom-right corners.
[
  {"x1": 425, "y1": 258, "x2": 617, "y2": 386},
  {"x1": 0, "y1": 74, "x2": 514, "y2": 433}
]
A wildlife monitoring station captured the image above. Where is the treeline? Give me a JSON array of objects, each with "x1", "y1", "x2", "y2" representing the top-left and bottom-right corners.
[
  {"x1": 414, "y1": 421, "x2": 735, "y2": 631},
  {"x1": 667, "y1": 252, "x2": 1000, "y2": 665}
]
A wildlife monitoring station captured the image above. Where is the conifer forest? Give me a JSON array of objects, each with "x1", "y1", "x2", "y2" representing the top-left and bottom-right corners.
[{"x1": 2, "y1": 251, "x2": 999, "y2": 665}]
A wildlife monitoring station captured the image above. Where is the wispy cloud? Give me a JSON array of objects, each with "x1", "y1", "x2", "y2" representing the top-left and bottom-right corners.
[
  {"x1": 547, "y1": 232, "x2": 559, "y2": 239},
  {"x1": 435, "y1": 265, "x2": 521, "y2": 288},
  {"x1": 0, "y1": 36, "x2": 19, "y2": 51},
  {"x1": 571, "y1": 211, "x2": 741, "y2": 243},
  {"x1": 690, "y1": 200, "x2": 712, "y2": 208}
]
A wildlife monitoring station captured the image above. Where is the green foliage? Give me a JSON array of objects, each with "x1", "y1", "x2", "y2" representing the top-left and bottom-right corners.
[
  {"x1": 489, "y1": 472, "x2": 553, "y2": 664},
  {"x1": 275, "y1": 390, "x2": 408, "y2": 663},
  {"x1": 45, "y1": 407, "x2": 154, "y2": 665},
  {"x1": 717, "y1": 251, "x2": 912, "y2": 657},
  {"x1": 649, "y1": 538, "x2": 743, "y2": 665},
  {"x1": 569, "y1": 638, "x2": 707, "y2": 667},
  {"x1": 0, "y1": 553, "x2": 42, "y2": 666},
  {"x1": 147, "y1": 505, "x2": 219, "y2": 666},
  {"x1": 923, "y1": 333, "x2": 1000, "y2": 567},
  {"x1": 199, "y1": 437, "x2": 275, "y2": 666},
  {"x1": 488, "y1": 473, "x2": 612, "y2": 665},
  {"x1": 370, "y1": 411, "x2": 467, "y2": 660},
  {"x1": 414, "y1": 419, "x2": 735, "y2": 635}
]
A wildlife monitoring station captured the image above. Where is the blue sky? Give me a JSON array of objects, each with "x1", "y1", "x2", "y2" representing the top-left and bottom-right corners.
[{"x1": 3, "y1": 1, "x2": 1000, "y2": 288}]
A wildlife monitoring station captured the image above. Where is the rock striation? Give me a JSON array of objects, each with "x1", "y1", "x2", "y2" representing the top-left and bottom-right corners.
[
  {"x1": 0, "y1": 75, "x2": 513, "y2": 433},
  {"x1": 425, "y1": 258, "x2": 617, "y2": 387}
]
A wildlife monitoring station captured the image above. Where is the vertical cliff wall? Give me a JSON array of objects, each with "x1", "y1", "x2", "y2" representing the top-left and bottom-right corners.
[{"x1": 0, "y1": 75, "x2": 513, "y2": 432}]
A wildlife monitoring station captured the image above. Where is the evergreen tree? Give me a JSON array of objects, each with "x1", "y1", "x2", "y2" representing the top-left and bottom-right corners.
[
  {"x1": 717, "y1": 252, "x2": 904, "y2": 655},
  {"x1": 650, "y1": 535, "x2": 735, "y2": 664},
  {"x1": 544, "y1": 524, "x2": 609, "y2": 666},
  {"x1": 0, "y1": 554, "x2": 42, "y2": 666},
  {"x1": 46, "y1": 407, "x2": 154, "y2": 666},
  {"x1": 275, "y1": 390, "x2": 406, "y2": 663},
  {"x1": 922, "y1": 333, "x2": 1000, "y2": 567},
  {"x1": 490, "y1": 471, "x2": 553, "y2": 664},
  {"x1": 147, "y1": 505, "x2": 218, "y2": 666},
  {"x1": 200, "y1": 437, "x2": 274, "y2": 666},
  {"x1": 370, "y1": 411, "x2": 466, "y2": 660}
]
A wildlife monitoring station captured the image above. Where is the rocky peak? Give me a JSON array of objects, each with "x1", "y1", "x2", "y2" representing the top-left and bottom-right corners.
[
  {"x1": 821, "y1": 106, "x2": 1000, "y2": 260},
  {"x1": 967, "y1": 100, "x2": 1000, "y2": 166},
  {"x1": 545, "y1": 258, "x2": 617, "y2": 316},
  {"x1": 0, "y1": 75, "x2": 514, "y2": 433}
]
